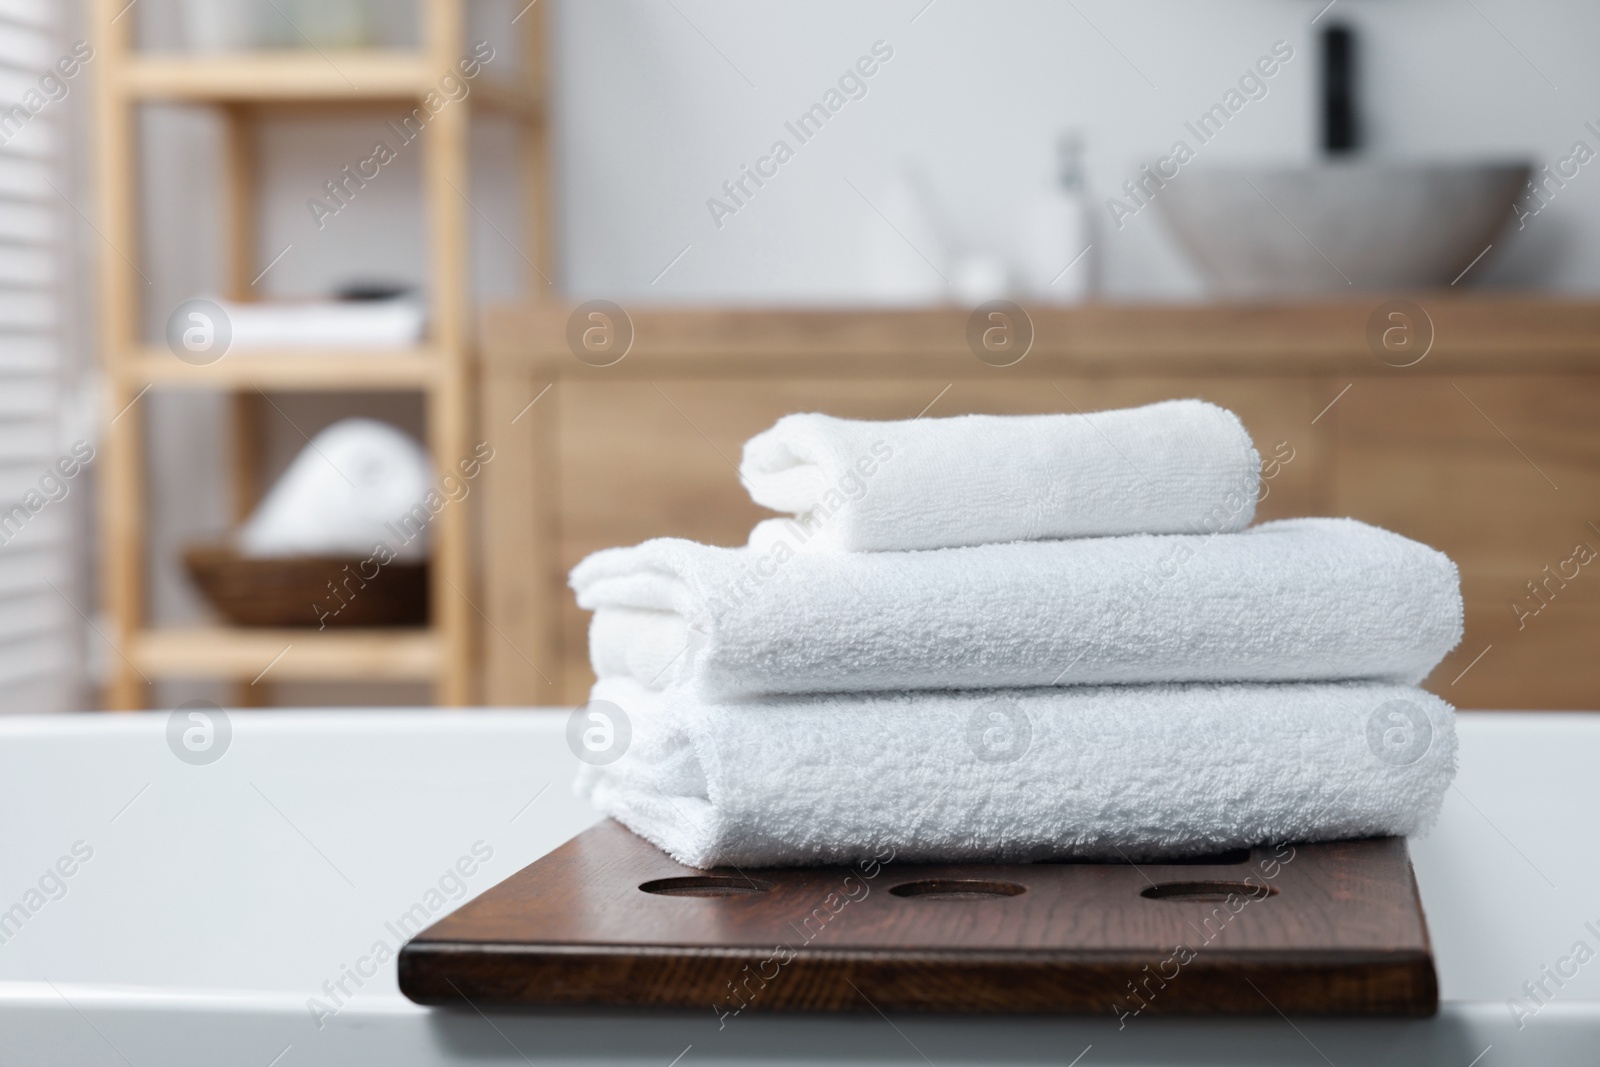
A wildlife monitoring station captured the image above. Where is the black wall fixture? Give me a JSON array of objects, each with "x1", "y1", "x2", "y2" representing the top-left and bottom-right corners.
[{"x1": 1322, "y1": 24, "x2": 1359, "y2": 154}]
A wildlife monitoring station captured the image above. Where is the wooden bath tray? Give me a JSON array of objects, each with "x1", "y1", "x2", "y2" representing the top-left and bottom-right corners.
[{"x1": 399, "y1": 820, "x2": 1436, "y2": 1016}]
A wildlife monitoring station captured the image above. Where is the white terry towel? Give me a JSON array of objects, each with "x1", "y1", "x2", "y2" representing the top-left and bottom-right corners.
[
  {"x1": 220, "y1": 296, "x2": 425, "y2": 348},
  {"x1": 578, "y1": 678, "x2": 1458, "y2": 868},
  {"x1": 738, "y1": 399, "x2": 1261, "y2": 552},
  {"x1": 570, "y1": 518, "x2": 1463, "y2": 699},
  {"x1": 238, "y1": 418, "x2": 433, "y2": 561}
]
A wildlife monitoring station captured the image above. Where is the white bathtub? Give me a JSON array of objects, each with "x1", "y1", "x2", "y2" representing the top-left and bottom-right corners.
[{"x1": 0, "y1": 710, "x2": 1595, "y2": 1065}]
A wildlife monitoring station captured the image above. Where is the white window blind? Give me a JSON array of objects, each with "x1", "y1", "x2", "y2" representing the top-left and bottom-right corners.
[{"x1": 0, "y1": 0, "x2": 77, "y2": 710}]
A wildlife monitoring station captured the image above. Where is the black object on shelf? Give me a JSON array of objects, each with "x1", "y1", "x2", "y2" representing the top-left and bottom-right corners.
[
  {"x1": 1322, "y1": 24, "x2": 1358, "y2": 154},
  {"x1": 335, "y1": 280, "x2": 416, "y2": 302}
]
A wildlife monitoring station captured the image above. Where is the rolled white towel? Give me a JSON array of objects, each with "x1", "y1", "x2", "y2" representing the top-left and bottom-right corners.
[
  {"x1": 577, "y1": 678, "x2": 1458, "y2": 868},
  {"x1": 738, "y1": 400, "x2": 1261, "y2": 552},
  {"x1": 570, "y1": 517, "x2": 1463, "y2": 699},
  {"x1": 237, "y1": 417, "x2": 432, "y2": 561},
  {"x1": 587, "y1": 608, "x2": 694, "y2": 689}
]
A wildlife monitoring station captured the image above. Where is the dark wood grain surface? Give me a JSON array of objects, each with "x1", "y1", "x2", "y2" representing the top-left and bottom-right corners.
[{"x1": 399, "y1": 820, "x2": 1436, "y2": 1016}]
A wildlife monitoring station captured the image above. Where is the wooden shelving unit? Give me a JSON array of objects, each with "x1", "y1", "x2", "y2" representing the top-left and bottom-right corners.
[{"x1": 93, "y1": 0, "x2": 551, "y2": 708}]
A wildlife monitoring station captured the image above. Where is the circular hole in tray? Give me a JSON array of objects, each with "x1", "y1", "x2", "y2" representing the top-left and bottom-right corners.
[
  {"x1": 638, "y1": 876, "x2": 772, "y2": 897},
  {"x1": 1140, "y1": 880, "x2": 1278, "y2": 903},
  {"x1": 887, "y1": 879, "x2": 1027, "y2": 900}
]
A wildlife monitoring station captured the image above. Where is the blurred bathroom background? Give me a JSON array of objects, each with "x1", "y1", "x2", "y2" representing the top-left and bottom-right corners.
[{"x1": 12, "y1": 0, "x2": 1600, "y2": 712}]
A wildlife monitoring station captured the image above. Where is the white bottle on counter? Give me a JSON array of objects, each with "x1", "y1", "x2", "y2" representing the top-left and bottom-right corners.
[
  {"x1": 860, "y1": 166, "x2": 952, "y2": 305},
  {"x1": 1018, "y1": 133, "x2": 1095, "y2": 303}
]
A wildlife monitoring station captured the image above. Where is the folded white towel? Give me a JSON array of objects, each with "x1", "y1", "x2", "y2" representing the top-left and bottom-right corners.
[
  {"x1": 571, "y1": 517, "x2": 1463, "y2": 699},
  {"x1": 738, "y1": 400, "x2": 1261, "y2": 552},
  {"x1": 220, "y1": 297, "x2": 426, "y2": 349},
  {"x1": 578, "y1": 678, "x2": 1458, "y2": 868}
]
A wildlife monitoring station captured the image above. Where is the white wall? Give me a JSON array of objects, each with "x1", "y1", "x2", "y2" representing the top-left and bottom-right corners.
[{"x1": 553, "y1": 0, "x2": 1600, "y2": 300}]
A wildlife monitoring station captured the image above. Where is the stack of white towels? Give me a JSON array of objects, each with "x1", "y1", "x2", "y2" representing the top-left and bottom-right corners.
[{"x1": 571, "y1": 400, "x2": 1463, "y2": 869}]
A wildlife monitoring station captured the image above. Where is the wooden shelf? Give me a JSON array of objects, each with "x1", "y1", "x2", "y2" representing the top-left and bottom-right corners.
[
  {"x1": 116, "y1": 54, "x2": 544, "y2": 117},
  {"x1": 120, "y1": 51, "x2": 438, "y2": 102},
  {"x1": 122, "y1": 346, "x2": 444, "y2": 389},
  {"x1": 132, "y1": 627, "x2": 440, "y2": 682},
  {"x1": 119, "y1": 54, "x2": 544, "y2": 118}
]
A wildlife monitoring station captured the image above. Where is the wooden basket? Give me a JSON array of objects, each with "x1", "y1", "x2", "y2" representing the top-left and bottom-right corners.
[{"x1": 183, "y1": 543, "x2": 428, "y2": 628}]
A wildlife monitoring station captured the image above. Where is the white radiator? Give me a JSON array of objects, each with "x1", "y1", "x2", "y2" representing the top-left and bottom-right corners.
[{"x1": 0, "y1": 0, "x2": 82, "y2": 710}]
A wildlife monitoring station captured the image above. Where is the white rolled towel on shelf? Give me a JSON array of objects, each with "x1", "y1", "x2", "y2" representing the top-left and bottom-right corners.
[
  {"x1": 578, "y1": 678, "x2": 1458, "y2": 868},
  {"x1": 738, "y1": 399, "x2": 1261, "y2": 553},
  {"x1": 237, "y1": 417, "x2": 433, "y2": 561},
  {"x1": 571, "y1": 517, "x2": 1463, "y2": 700}
]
